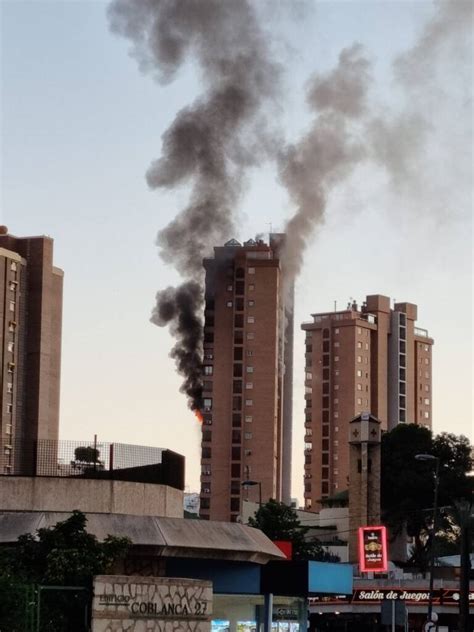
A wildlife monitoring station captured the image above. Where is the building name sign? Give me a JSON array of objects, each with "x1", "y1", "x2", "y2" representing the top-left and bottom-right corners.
[
  {"x1": 92, "y1": 575, "x2": 212, "y2": 631},
  {"x1": 97, "y1": 594, "x2": 208, "y2": 618}
]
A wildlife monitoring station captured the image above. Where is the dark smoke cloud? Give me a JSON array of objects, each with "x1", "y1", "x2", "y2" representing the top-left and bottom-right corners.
[
  {"x1": 108, "y1": 0, "x2": 280, "y2": 409},
  {"x1": 150, "y1": 281, "x2": 203, "y2": 410},
  {"x1": 368, "y1": 0, "x2": 472, "y2": 194},
  {"x1": 279, "y1": 44, "x2": 371, "y2": 289},
  {"x1": 279, "y1": 1, "x2": 472, "y2": 284}
]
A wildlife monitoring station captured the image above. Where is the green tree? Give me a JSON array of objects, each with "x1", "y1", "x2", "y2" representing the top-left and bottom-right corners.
[
  {"x1": 381, "y1": 424, "x2": 472, "y2": 569},
  {"x1": 248, "y1": 499, "x2": 338, "y2": 561},
  {"x1": 0, "y1": 510, "x2": 130, "y2": 631}
]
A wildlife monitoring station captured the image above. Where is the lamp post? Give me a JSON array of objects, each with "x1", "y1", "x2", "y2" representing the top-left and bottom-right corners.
[
  {"x1": 415, "y1": 453, "x2": 440, "y2": 625},
  {"x1": 241, "y1": 479, "x2": 262, "y2": 506}
]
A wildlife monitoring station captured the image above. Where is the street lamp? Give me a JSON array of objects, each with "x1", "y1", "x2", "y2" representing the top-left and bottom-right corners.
[
  {"x1": 241, "y1": 479, "x2": 262, "y2": 506},
  {"x1": 415, "y1": 453, "x2": 440, "y2": 624}
]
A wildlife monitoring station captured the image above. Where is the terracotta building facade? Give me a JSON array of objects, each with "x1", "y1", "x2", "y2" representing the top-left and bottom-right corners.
[
  {"x1": 302, "y1": 294, "x2": 433, "y2": 510},
  {"x1": 0, "y1": 227, "x2": 63, "y2": 474},
  {"x1": 200, "y1": 236, "x2": 293, "y2": 521}
]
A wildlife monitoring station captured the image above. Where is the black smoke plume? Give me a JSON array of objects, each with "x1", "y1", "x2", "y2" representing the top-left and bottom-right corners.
[
  {"x1": 108, "y1": 0, "x2": 280, "y2": 410},
  {"x1": 279, "y1": 43, "x2": 371, "y2": 291}
]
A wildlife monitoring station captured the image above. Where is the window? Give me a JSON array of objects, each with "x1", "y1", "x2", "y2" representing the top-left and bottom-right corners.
[
  {"x1": 231, "y1": 463, "x2": 240, "y2": 477},
  {"x1": 226, "y1": 301, "x2": 233, "y2": 307},
  {"x1": 334, "y1": 356, "x2": 339, "y2": 362},
  {"x1": 202, "y1": 430, "x2": 212, "y2": 442},
  {"x1": 202, "y1": 447, "x2": 211, "y2": 459},
  {"x1": 245, "y1": 415, "x2": 252, "y2": 423},
  {"x1": 247, "y1": 316, "x2": 255, "y2": 324},
  {"x1": 425, "y1": 358, "x2": 429, "y2": 365},
  {"x1": 357, "y1": 342, "x2": 362, "y2": 349},
  {"x1": 334, "y1": 398, "x2": 338, "y2": 404},
  {"x1": 233, "y1": 364, "x2": 243, "y2": 377},
  {"x1": 248, "y1": 300, "x2": 255, "y2": 307},
  {"x1": 201, "y1": 483, "x2": 211, "y2": 494},
  {"x1": 334, "y1": 384, "x2": 339, "y2": 390},
  {"x1": 7, "y1": 383, "x2": 13, "y2": 394},
  {"x1": 246, "y1": 332, "x2": 255, "y2": 340},
  {"x1": 424, "y1": 411, "x2": 430, "y2": 419},
  {"x1": 5, "y1": 424, "x2": 12, "y2": 435},
  {"x1": 358, "y1": 327, "x2": 362, "y2": 334},
  {"x1": 245, "y1": 432, "x2": 252, "y2": 440},
  {"x1": 200, "y1": 498, "x2": 210, "y2": 509},
  {"x1": 245, "y1": 382, "x2": 253, "y2": 389},
  {"x1": 248, "y1": 267, "x2": 255, "y2": 274},
  {"x1": 334, "y1": 328, "x2": 339, "y2": 334},
  {"x1": 357, "y1": 355, "x2": 362, "y2": 363},
  {"x1": 249, "y1": 284, "x2": 255, "y2": 291},
  {"x1": 235, "y1": 314, "x2": 244, "y2": 328},
  {"x1": 203, "y1": 366, "x2": 213, "y2": 375},
  {"x1": 7, "y1": 341, "x2": 14, "y2": 353},
  {"x1": 334, "y1": 426, "x2": 339, "y2": 432},
  {"x1": 245, "y1": 399, "x2": 253, "y2": 406},
  {"x1": 424, "y1": 398, "x2": 430, "y2": 405},
  {"x1": 204, "y1": 352, "x2": 214, "y2": 360},
  {"x1": 203, "y1": 381, "x2": 212, "y2": 392},
  {"x1": 247, "y1": 350, "x2": 253, "y2": 357},
  {"x1": 6, "y1": 404, "x2": 13, "y2": 413},
  {"x1": 334, "y1": 412, "x2": 339, "y2": 418},
  {"x1": 232, "y1": 430, "x2": 241, "y2": 443},
  {"x1": 425, "y1": 345, "x2": 429, "y2": 352},
  {"x1": 227, "y1": 285, "x2": 233, "y2": 291},
  {"x1": 203, "y1": 398, "x2": 212, "y2": 411},
  {"x1": 335, "y1": 370, "x2": 339, "y2": 377},
  {"x1": 334, "y1": 341, "x2": 340, "y2": 348},
  {"x1": 357, "y1": 398, "x2": 362, "y2": 405},
  {"x1": 357, "y1": 384, "x2": 362, "y2": 391},
  {"x1": 11, "y1": 262, "x2": 17, "y2": 271},
  {"x1": 306, "y1": 372, "x2": 313, "y2": 380},
  {"x1": 246, "y1": 366, "x2": 254, "y2": 373},
  {"x1": 9, "y1": 301, "x2": 15, "y2": 312}
]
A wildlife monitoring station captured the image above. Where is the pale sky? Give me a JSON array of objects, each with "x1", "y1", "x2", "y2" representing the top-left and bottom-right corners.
[{"x1": 1, "y1": 0, "x2": 472, "y2": 500}]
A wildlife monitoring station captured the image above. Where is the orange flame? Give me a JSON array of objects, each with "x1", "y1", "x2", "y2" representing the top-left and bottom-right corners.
[{"x1": 194, "y1": 409, "x2": 203, "y2": 424}]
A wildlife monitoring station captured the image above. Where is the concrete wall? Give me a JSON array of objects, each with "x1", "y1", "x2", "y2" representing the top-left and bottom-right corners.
[{"x1": 0, "y1": 477, "x2": 183, "y2": 518}]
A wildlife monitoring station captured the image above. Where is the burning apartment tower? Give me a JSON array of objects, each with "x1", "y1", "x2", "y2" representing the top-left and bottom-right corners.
[
  {"x1": 0, "y1": 227, "x2": 63, "y2": 474},
  {"x1": 302, "y1": 294, "x2": 433, "y2": 511},
  {"x1": 199, "y1": 235, "x2": 293, "y2": 521}
]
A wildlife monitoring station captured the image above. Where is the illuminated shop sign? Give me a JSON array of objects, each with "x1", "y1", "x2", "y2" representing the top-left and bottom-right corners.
[
  {"x1": 309, "y1": 589, "x2": 474, "y2": 607},
  {"x1": 358, "y1": 526, "x2": 388, "y2": 573}
]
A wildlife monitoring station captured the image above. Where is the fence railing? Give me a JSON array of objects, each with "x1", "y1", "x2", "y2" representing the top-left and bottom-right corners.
[{"x1": 0, "y1": 438, "x2": 185, "y2": 490}]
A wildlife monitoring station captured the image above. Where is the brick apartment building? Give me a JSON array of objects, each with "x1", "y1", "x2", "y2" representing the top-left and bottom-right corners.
[
  {"x1": 200, "y1": 236, "x2": 293, "y2": 521},
  {"x1": 302, "y1": 294, "x2": 433, "y2": 510},
  {"x1": 0, "y1": 227, "x2": 63, "y2": 474}
]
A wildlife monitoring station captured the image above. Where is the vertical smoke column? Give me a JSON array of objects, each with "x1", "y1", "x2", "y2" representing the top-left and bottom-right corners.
[
  {"x1": 108, "y1": 0, "x2": 280, "y2": 412},
  {"x1": 278, "y1": 43, "x2": 371, "y2": 290}
]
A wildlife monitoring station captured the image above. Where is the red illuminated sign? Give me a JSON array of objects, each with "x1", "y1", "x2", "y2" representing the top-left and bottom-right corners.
[{"x1": 358, "y1": 526, "x2": 388, "y2": 573}]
